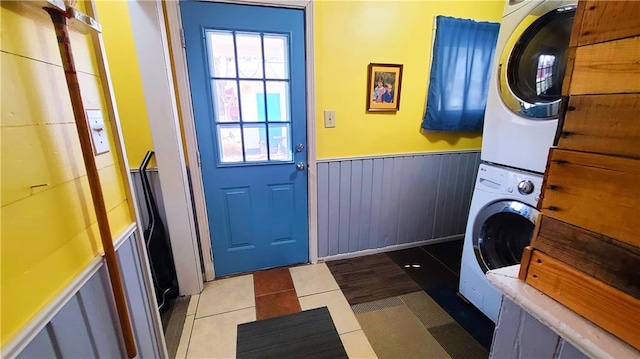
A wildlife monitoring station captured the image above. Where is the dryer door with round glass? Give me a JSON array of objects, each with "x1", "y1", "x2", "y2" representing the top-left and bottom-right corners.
[
  {"x1": 472, "y1": 200, "x2": 539, "y2": 273},
  {"x1": 499, "y1": 4, "x2": 576, "y2": 120}
]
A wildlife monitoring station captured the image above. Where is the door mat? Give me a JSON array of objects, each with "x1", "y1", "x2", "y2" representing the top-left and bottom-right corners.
[{"x1": 236, "y1": 307, "x2": 348, "y2": 359}]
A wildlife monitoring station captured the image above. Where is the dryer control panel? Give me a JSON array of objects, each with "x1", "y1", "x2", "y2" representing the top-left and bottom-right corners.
[{"x1": 475, "y1": 164, "x2": 543, "y2": 205}]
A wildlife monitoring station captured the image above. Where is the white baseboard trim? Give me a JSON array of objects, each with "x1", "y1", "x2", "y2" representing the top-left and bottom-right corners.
[
  {"x1": 316, "y1": 149, "x2": 480, "y2": 163},
  {"x1": 319, "y1": 234, "x2": 464, "y2": 262},
  {"x1": 1, "y1": 223, "x2": 137, "y2": 359}
]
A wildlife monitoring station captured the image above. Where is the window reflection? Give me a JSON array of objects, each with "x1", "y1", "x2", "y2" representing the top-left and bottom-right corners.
[
  {"x1": 535, "y1": 54, "x2": 555, "y2": 95},
  {"x1": 208, "y1": 32, "x2": 236, "y2": 78},
  {"x1": 243, "y1": 125, "x2": 267, "y2": 161},
  {"x1": 235, "y1": 33, "x2": 263, "y2": 79},
  {"x1": 211, "y1": 80, "x2": 239, "y2": 123},
  {"x1": 218, "y1": 125, "x2": 243, "y2": 163}
]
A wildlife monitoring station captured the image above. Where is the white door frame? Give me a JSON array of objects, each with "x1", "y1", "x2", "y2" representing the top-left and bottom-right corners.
[
  {"x1": 128, "y1": 0, "x2": 204, "y2": 294},
  {"x1": 164, "y1": 0, "x2": 318, "y2": 281}
]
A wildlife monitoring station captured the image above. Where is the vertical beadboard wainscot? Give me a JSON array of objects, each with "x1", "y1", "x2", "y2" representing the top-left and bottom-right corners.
[
  {"x1": 5, "y1": 226, "x2": 163, "y2": 359},
  {"x1": 317, "y1": 150, "x2": 481, "y2": 258},
  {"x1": 490, "y1": 299, "x2": 587, "y2": 359}
]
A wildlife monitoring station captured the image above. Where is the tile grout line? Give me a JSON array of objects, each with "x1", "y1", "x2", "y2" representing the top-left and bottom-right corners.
[
  {"x1": 184, "y1": 294, "x2": 201, "y2": 356},
  {"x1": 418, "y1": 246, "x2": 460, "y2": 278},
  {"x1": 296, "y1": 287, "x2": 341, "y2": 299},
  {"x1": 183, "y1": 314, "x2": 195, "y2": 359},
  {"x1": 194, "y1": 305, "x2": 256, "y2": 321},
  {"x1": 339, "y1": 328, "x2": 363, "y2": 336},
  {"x1": 194, "y1": 293, "x2": 201, "y2": 316},
  {"x1": 255, "y1": 287, "x2": 298, "y2": 298}
]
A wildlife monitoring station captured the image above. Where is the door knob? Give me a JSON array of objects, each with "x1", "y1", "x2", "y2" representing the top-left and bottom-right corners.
[{"x1": 296, "y1": 162, "x2": 306, "y2": 171}]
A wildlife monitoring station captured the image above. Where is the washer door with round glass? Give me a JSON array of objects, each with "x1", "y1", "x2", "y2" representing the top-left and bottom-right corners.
[
  {"x1": 499, "y1": 4, "x2": 576, "y2": 120},
  {"x1": 472, "y1": 200, "x2": 539, "y2": 273}
]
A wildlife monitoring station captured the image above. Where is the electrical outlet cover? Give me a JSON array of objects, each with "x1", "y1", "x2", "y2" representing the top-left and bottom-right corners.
[
  {"x1": 324, "y1": 110, "x2": 336, "y2": 128},
  {"x1": 86, "y1": 109, "x2": 110, "y2": 155}
]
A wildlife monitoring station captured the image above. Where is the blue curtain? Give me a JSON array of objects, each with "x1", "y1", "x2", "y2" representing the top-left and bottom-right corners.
[{"x1": 422, "y1": 16, "x2": 500, "y2": 132}]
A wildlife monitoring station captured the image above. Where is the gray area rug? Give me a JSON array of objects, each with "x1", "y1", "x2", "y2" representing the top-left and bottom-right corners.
[{"x1": 236, "y1": 307, "x2": 348, "y2": 359}]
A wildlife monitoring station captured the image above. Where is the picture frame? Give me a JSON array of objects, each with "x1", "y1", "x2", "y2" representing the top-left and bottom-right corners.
[{"x1": 366, "y1": 63, "x2": 403, "y2": 112}]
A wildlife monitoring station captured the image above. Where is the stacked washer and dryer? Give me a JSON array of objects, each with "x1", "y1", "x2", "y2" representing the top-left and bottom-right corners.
[{"x1": 459, "y1": 0, "x2": 577, "y2": 322}]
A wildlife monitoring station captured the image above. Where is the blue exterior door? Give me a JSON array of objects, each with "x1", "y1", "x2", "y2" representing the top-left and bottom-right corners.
[{"x1": 180, "y1": 1, "x2": 308, "y2": 276}]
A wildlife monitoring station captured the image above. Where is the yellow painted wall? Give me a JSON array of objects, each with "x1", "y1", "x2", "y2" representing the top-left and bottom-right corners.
[
  {"x1": 108, "y1": 1, "x2": 504, "y2": 162},
  {"x1": 94, "y1": 0, "x2": 154, "y2": 167},
  {"x1": 314, "y1": 0, "x2": 504, "y2": 159},
  {"x1": 0, "y1": 2, "x2": 132, "y2": 346}
]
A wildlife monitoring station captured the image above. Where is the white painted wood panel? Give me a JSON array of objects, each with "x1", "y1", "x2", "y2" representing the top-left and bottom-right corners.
[{"x1": 127, "y1": 0, "x2": 203, "y2": 295}]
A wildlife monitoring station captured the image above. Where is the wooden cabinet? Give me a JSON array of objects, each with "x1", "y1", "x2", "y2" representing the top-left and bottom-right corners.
[{"x1": 519, "y1": 0, "x2": 640, "y2": 351}]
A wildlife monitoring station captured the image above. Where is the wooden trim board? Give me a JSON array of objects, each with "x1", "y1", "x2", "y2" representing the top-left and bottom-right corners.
[
  {"x1": 525, "y1": 251, "x2": 640, "y2": 350},
  {"x1": 558, "y1": 94, "x2": 640, "y2": 159},
  {"x1": 572, "y1": 1, "x2": 640, "y2": 47},
  {"x1": 568, "y1": 36, "x2": 640, "y2": 95},
  {"x1": 561, "y1": 47, "x2": 576, "y2": 96},
  {"x1": 568, "y1": 0, "x2": 586, "y2": 48},
  {"x1": 534, "y1": 215, "x2": 640, "y2": 299},
  {"x1": 541, "y1": 149, "x2": 640, "y2": 248},
  {"x1": 518, "y1": 246, "x2": 534, "y2": 281},
  {"x1": 536, "y1": 149, "x2": 554, "y2": 212},
  {"x1": 86, "y1": 2, "x2": 169, "y2": 356},
  {"x1": 517, "y1": 217, "x2": 541, "y2": 281}
]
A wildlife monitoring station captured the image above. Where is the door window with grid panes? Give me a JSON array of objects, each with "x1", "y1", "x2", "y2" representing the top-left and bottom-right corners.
[{"x1": 206, "y1": 30, "x2": 292, "y2": 164}]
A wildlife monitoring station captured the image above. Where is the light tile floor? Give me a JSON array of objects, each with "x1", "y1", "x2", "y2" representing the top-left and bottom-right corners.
[
  {"x1": 290, "y1": 262, "x2": 340, "y2": 296},
  {"x1": 195, "y1": 274, "x2": 255, "y2": 319},
  {"x1": 299, "y1": 289, "x2": 361, "y2": 335},
  {"x1": 176, "y1": 263, "x2": 377, "y2": 358}
]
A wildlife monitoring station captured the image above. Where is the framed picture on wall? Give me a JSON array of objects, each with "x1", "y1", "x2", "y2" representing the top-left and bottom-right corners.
[{"x1": 367, "y1": 63, "x2": 403, "y2": 112}]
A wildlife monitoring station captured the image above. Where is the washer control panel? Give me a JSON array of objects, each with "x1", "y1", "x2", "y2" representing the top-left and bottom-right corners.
[{"x1": 476, "y1": 164, "x2": 543, "y2": 204}]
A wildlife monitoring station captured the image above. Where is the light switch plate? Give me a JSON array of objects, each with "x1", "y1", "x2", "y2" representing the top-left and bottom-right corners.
[
  {"x1": 86, "y1": 109, "x2": 110, "y2": 155},
  {"x1": 324, "y1": 110, "x2": 336, "y2": 128}
]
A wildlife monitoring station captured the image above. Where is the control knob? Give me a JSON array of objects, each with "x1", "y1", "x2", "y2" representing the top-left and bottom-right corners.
[{"x1": 517, "y1": 180, "x2": 534, "y2": 195}]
